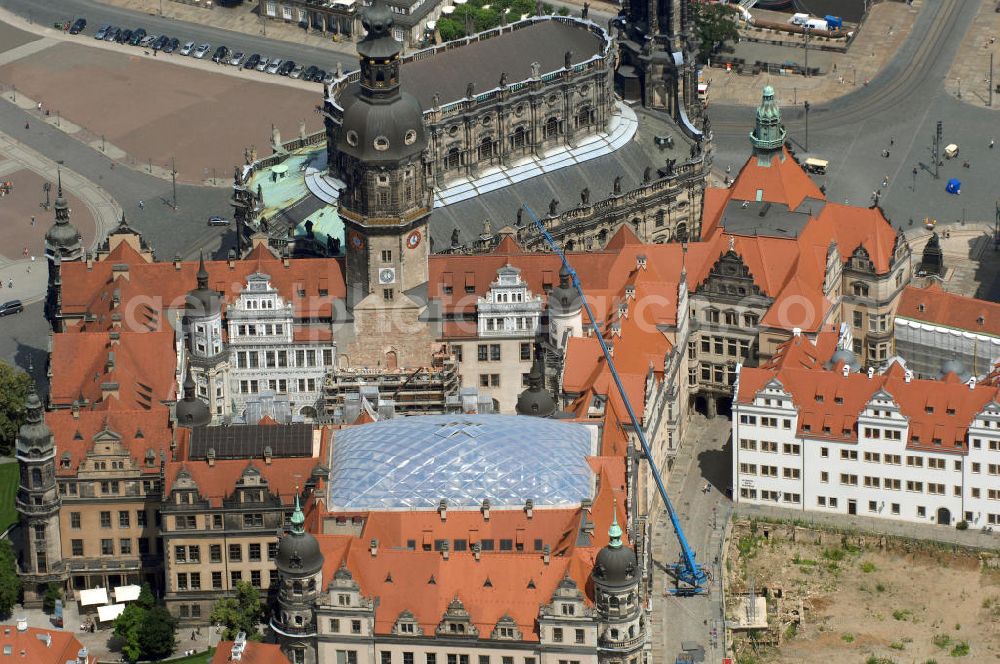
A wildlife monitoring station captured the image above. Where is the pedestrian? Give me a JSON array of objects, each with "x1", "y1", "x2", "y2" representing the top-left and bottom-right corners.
[
  {"x1": 36, "y1": 102, "x2": 41, "y2": 112},
  {"x1": 890, "y1": 136, "x2": 894, "y2": 146},
  {"x1": 138, "y1": 200, "x2": 144, "y2": 210},
  {"x1": 30, "y1": 216, "x2": 34, "y2": 227},
  {"x1": 22, "y1": 247, "x2": 27, "y2": 258},
  {"x1": 7, "y1": 280, "x2": 12, "y2": 290},
  {"x1": 990, "y1": 138, "x2": 995, "y2": 149},
  {"x1": 24, "y1": 121, "x2": 29, "y2": 130}
]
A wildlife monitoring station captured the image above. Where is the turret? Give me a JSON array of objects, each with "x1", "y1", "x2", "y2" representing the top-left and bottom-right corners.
[
  {"x1": 516, "y1": 355, "x2": 558, "y2": 418},
  {"x1": 547, "y1": 265, "x2": 583, "y2": 351},
  {"x1": 175, "y1": 366, "x2": 211, "y2": 427},
  {"x1": 273, "y1": 494, "x2": 324, "y2": 664},
  {"x1": 44, "y1": 170, "x2": 84, "y2": 329},
  {"x1": 591, "y1": 507, "x2": 645, "y2": 660},
  {"x1": 749, "y1": 85, "x2": 786, "y2": 161}
]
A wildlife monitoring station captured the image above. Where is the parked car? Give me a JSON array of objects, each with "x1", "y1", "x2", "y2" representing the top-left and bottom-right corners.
[
  {"x1": 314, "y1": 69, "x2": 328, "y2": 83},
  {"x1": 163, "y1": 37, "x2": 180, "y2": 53},
  {"x1": 117, "y1": 29, "x2": 133, "y2": 44},
  {"x1": 211, "y1": 45, "x2": 229, "y2": 63},
  {"x1": 256, "y1": 57, "x2": 271, "y2": 72},
  {"x1": 139, "y1": 35, "x2": 158, "y2": 48},
  {"x1": 322, "y1": 70, "x2": 337, "y2": 85},
  {"x1": 152, "y1": 35, "x2": 169, "y2": 50},
  {"x1": 179, "y1": 40, "x2": 195, "y2": 55},
  {"x1": 94, "y1": 24, "x2": 110, "y2": 39},
  {"x1": 229, "y1": 51, "x2": 246, "y2": 66},
  {"x1": 104, "y1": 27, "x2": 120, "y2": 42},
  {"x1": 129, "y1": 28, "x2": 147, "y2": 46},
  {"x1": 289, "y1": 64, "x2": 305, "y2": 79},
  {"x1": 69, "y1": 18, "x2": 86, "y2": 34},
  {"x1": 277, "y1": 60, "x2": 296, "y2": 76},
  {"x1": 244, "y1": 53, "x2": 261, "y2": 70},
  {"x1": 265, "y1": 58, "x2": 284, "y2": 74},
  {"x1": 207, "y1": 216, "x2": 230, "y2": 227},
  {"x1": 193, "y1": 43, "x2": 211, "y2": 59},
  {"x1": 302, "y1": 65, "x2": 319, "y2": 81},
  {"x1": 0, "y1": 300, "x2": 24, "y2": 317}
]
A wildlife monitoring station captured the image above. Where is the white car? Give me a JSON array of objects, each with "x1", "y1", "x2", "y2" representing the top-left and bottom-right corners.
[
  {"x1": 193, "y1": 43, "x2": 211, "y2": 59},
  {"x1": 255, "y1": 57, "x2": 270, "y2": 72},
  {"x1": 265, "y1": 58, "x2": 284, "y2": 74},
  {"x1": 179, "y1": 41, "x2": 195, "y2": 56},
  {"x1": 229, "y1": 51, "x2": 246, "y2": 67},
  {"x1": 207, "y1": 216, "x2": 230, "y2": 227}
]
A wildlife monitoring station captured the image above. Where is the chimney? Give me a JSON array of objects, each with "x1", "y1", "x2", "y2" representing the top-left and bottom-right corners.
[
  {"x1": 71, "y1": 401, "x2": 80, "y2": 420},
  {"x1": 283, "y1": 256, "x2": 291, "y2": 268},
  {"x1": 173, "y1": 254, "x2": 182, "y2": 271},
  {"x1": 15, "y1": 618, "x2": 26, "y2": 632},
  {"x1": 86, "y1": 252, "x2": 94, "y2": 270},
  {"x1": 606, "y1": 341, "x2": 614, "y2": 358},
  {"x1": 206, "y1": 448, "x2": 215, "y2": 467},
  {"x1": 841, "y1": 364, "x2": 850, "y2": 377},
  {"x1": 524, "y1": 498, "x2": 534, "y2": 519},
  {"x1": 542, "y1": 544, "x2": 550, "y2": 565},
  {"x1": 228, "y1": 249, "x2": 237, "y2": 269},
  {"x1": 472, "y1": 543, "x2": 481, "y2": 562},
  {"x1": 481, "y1": 498, "x2": 490, "y2": 521},
  {"x1": 969, "y1": 377, "x2": 978, "y2": 390},
  {"x1": 441, "y1": 540, "x2": 450, "y2": 561},
  {"x1": 263, "y1": 446, "x2": 273, "y2": 465},
  {"x1": 370, "y1": 538, "x2": 379, "y2": 557},
  {"x1": 867, "y1": 367, "x2": 875, "y2": 379},
  {"x1": 904, "y1": 370, "x2": 913, "y2": 383},
  {"x1": 792, "y1": 327, "x2": 802, "y2": 337},
  {"x1": 438, "y1": 499, "x2": 447, "y2": 521},
  {"x1": 636, "y1": 254, "x2": 647, "y2": 270}
]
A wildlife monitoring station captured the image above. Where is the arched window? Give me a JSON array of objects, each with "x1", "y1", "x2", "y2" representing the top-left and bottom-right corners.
[
  {"x1": 511, "y1": 126, "x2": 527, "y2": 150},
  {"x1": 478, "y1": 137, "x2": 494, "y2": 162},
  {"x1": 445, "y1": 147, "x2": 461, "y2": 171},
  {"x1": 576, "y1": 105, "x2": 591, "y2": 128},
  {"x1": 852, "y1": 281, "x2": 870, "y2": 297},
  {"x1": 544, "y1": 116, "x2": 559, "y2": 139},
  {"x1": 675, "y1": 222, "x2": 688, "y2": 242},
  {"x1": 292, "y1": 581, "x2": 303, "y2": 596}
]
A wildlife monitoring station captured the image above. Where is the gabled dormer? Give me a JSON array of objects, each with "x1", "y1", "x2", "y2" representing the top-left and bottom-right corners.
[
  {"x1": 847, "y1": 246, "x2": 874, "y2": 273},
  {"x1": 393, "y1": 609, "x2": 424, "y2": 636},
  {"x1": 696, "y1": 249, "x2": 765, "y2": 301},
  {"x1": 168, "y1": 468, "x2": 202, "y2": 506},
  {"x1": 435, "y1": 596, "x2": 479, "y2": 638},
  {"x1": 491, "y1": 614, "x2": 522, "y2": 640},
  {"x1": 754, "y1": 378, "x2": 793, "y2": 409}
]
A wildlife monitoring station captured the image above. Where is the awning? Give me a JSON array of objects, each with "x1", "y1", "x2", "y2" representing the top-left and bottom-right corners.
[
  {"x1": 97, "y1": 604, "x2": 126, "y2": 622},
  {"x1": 272, "y1": 164, "x2": 289, "y2": 175},
  {"x1": 114, "y1": 585, "x2": 141, "y2": 603},
  {"x1": 79, "y1": 587, "x2": 109, "y2": 607}
]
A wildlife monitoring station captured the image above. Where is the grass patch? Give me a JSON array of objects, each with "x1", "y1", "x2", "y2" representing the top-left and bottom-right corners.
[
  {"x1": 866, "y1": 657, "x2": 898, "y2": 664},
  {"x1": 890, "y1": 642, "x2": 905, "y2": 650},
  {"x1": 841, "y1": 633, "x2": 855, "y2": 643},
  {"x1": 861, "y1": 561, "x2": 877, "y2": 573},
  {"x1": 784, "y1": 622, "x2": 798, "y2": 640},
  {"x1": 933, "y1": 634, "x2": 952, "y2": 649},
  {"x1": 0, "y1": 463, "x2": 18, "y2": 533},
  {"x1": 949, "y1": 642, "x2": 969, "y2": 657},
  {"x1": 166, "y1": 649, "x2": 216, "y2": 664},
  {"x1": 876, "y1": 582, "x2": 887, "y2": 592},
  {"x1": 822, "y1": 547, "x2": 846, "y2": 561},
  {"x1": 892, "y1": 609, "x2": 913, "y2": 621}
]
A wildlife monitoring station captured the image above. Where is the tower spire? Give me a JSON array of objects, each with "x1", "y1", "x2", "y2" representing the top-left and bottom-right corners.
[
  {"x1": 749, "y1": 85, "x2": 786, "y2": 160},
  {"x1": 196, "y1": 252, "x2": 209, "y2": 289},
  {"x1": 608, "y1": 499, "x2": 623, "y2": 549},
  {"x1": 54, "y1": 169, "x2": 69, "y2": 222},
  {"x1": 290, "y1": 491, "x2": 305, "y2": 535}
]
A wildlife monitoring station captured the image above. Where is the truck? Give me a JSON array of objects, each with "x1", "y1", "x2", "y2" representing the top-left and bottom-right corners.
[
  {"x1": 824, "y1": 15, "x2": 843, "y2": 29},
  {"x1": 805, "y1": 18, "x2": 828, "y2": 31},
  {"x1": 789, "y1": 12, "x2": 809, "y2": 25}
]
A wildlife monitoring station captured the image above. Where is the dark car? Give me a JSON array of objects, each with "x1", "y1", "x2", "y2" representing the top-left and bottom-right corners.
[
  {"x1": 104, "y1": 27, "x2": 120, "y2": 42},
  {"x1": 0, "y1": 300, "x2": 23, "y2": 317},
  {"x1": 277, "y1": 60, "x2": 295, "y2": 76},
  {"x1": 212, "y1": 45, "x2": 229, "y2": 63},
  {"x1": 128, "y1": 28, "x2": 146, "y2": 45},
  {"x1": 152, "y1": 35, "x2": 169, "y2": 50},
  {"x1": 244, "y1": 53, "x2": 261, "y2": 70},
  {"x1": 94, "y1": 24, "x2": 110, "y2": 39},
  {"x1": 302, "y1": 65, "x2": 319, "y2": 81},
  {"x1": 117, "y1": 29, "x2": 133, "y2": 44},
  {"x1": 314, "y1": 69, "x2": 327, "y2": 83},
  {"x1": 163, "y1": 37, "x2": 180, "y2": 53},
  {"x1": 69, "y1": 18, "x2": 86, "y2": 35}
]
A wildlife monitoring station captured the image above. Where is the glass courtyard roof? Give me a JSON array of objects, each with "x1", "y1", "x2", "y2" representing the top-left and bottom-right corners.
[{"x1": 327, "y1": 414, "x2": 596, "y2": 510}]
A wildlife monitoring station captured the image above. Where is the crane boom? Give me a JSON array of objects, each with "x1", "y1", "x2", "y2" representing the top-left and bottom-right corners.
[{"x1": 523, "y1": 204, "x2": 708, "y2": 593}]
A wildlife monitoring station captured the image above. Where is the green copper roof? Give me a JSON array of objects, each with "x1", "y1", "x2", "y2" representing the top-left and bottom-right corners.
[{"x1": 750, "y1": 86, "x2": 786, "y2": 154}]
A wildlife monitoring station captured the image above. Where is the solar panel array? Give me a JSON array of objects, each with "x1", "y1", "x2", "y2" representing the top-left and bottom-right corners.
[{"x1": 189, "y1": 424, "x2": 313, "y2": 460}]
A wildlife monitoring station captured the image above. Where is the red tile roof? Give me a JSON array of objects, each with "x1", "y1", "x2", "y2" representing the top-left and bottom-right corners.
[
  {"x1": 211, "y1": 641, "x2": 290, "y2": 664},
  {"x1": 49, "y1": 329, "x2": 178, "y2": 409},
  {"x1": 725, "y1": 147, "x2": 825, "y2": 212},
  {"x1": 896, "y1": 283, "x2": 1000, "y2": 337},
  {"x1": 737, "y1": 338, "x2": 1000, "y2": 450},
  {"x1": 0, "y1": 625, "x2": 93, "y2": 664},
  {"x1": 47, "y1": 407, "x2": 178, "y2": 476},
  {"x1": 164, "y1": 456, "x2": 326, "y2": 508}
]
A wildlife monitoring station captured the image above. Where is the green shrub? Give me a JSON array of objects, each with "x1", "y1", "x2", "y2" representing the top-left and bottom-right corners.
[
  {"x1": 822, "y1": 547, "x2": 845, "y2": 561},
  {"x1": 956, "y1": 520, "x2": 969, "y2": 530},
  {"x1": 841, "y1": 633, "x2": 855, "y2": 643},
  {"x1": 950, "y1": 641, "x2": 969, "y2": 657},
  {"x1": 861, "y1": 561, "x2": 877, "y2": 573},
  {"x1": 890, "y1": 641, "x2": 905, "y2": 650},
  {"x1": 892, "y1": 609, "x2": 912, "y2": 621},
  {"x1": 932, "y1": 634, "x2": 952, "y2": 649}
]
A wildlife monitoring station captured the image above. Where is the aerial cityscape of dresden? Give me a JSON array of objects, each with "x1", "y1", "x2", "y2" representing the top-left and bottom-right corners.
[{"x1": 0, "y1": 0, "x2": 999, "y2": 662}]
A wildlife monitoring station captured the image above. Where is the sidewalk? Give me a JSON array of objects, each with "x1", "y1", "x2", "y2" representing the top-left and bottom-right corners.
[
  {"x1": 734, "y1": 503, "x2": 1000, "y2": 551},
  {"x1": 706, "y1": 0, "x2": 923, "y2": 107},
  {"x1": 945, "y1": 0, "x2": 1000, "y2": 109}
]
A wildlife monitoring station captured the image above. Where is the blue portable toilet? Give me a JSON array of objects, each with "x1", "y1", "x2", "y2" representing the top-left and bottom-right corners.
[
  {"x1": 825, "y1": 15, "x2": 843, "y2": 29},
  {"x1": 946, "y1": 178, "x2": 961, "y2": 195}
]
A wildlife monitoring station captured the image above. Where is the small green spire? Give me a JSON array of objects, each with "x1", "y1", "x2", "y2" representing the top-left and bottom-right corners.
[
  {"x1": 290, "y1": 492, "x2": 305, "y2": 535},
  {"x1": 749, "y1": 85, "x2": 786, "y2": 157},
  {"x1": 608, "y1": 501, "x2": 622, "y2": 549}
]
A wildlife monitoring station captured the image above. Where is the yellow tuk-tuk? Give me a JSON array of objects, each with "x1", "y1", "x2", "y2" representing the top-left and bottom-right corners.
[
  {"x1": 805, "y1": 157, "x2": 828, "y2": 174},
  {"x1": 944, "y1": 144, "x2": 959, "y2": 159}
]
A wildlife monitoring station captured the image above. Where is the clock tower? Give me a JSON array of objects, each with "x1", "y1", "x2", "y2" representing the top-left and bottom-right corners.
[{"x1": 333, "y1": 0, "x2": 431, "y2": 309}]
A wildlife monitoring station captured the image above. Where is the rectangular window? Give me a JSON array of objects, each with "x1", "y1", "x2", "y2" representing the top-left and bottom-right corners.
[
  {"x1": 100, "y1": 511, "x2": 111, "y2": 528},
  {"x1": 119, "y1": 511, "x2": 130, "y2": 528},
  {"x1": 520, "y1": 342, "x2": 532, "y2": 361},
  {"x1": 490, "y1": 344, "x2": 501, "y2": 361},
  {"x1": 229, "y1": 544, "x2": 242, "y2": 562},
  {"x1": 71, "y1": 540, "x2": 84, "y2": 556},
  {"x1": 70, "y1": 512, "x2": 81, "y2": 529},
  {"x1": 383, "y1": 288, "x2": 394, "y2": 301},
  {"x1": 209, "y1": 544, "x2": 222, "y2": 563},
  {"x1": 243, "y1": 513, "x2": 263, "y2": 528},
  {"x1": 212, "y1": 571, "x2": 223, "y2": 589},
  {"x1": 101, "y1": 539, "x2": 114, "y2": 556},
  {"x1": 381, "y1": 250, "x2": 392, "y2": 262},
  {"x1": 575, "y1": 628, "x2": 585, "y2": 644},
  {"x1": 230, "y1": 570, "x2": 242, "y2": 586},
  {"x1": 251, "y1": 570, "x2": 261, "y2": 587},
  {"x1": 553, "y1": 627, "x2": 563, "y2": 642},
  {"x1": 352, "y1": 620, "x2": 362, "y2": 634},
  {"x1": 249, "y1": 543, "x2": 262, "y2": 561}
]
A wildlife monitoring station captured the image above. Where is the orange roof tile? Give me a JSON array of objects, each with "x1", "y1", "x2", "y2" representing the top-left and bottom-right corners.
[
  {"x1": 726, "y1": 147, "x2": 825, "y2": 212},
  {"x1": 164, "y1": 456, "x2": 325, "y2": 508},
  {"x1": 48, "y1": 407, "x2": 177, "y2": 476},
  {"x1": 211, "y1": 641, "x2": 290, "y2": 664},
  {"x1": 896, "y1": 283, "x2": 1000, "y2": 337},
  {"x1": 0, "y1": 625, "x2": 92, "y2": 664}
]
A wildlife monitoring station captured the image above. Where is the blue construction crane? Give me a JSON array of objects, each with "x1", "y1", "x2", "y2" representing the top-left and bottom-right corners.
[{"x1": 523, "y1": 204, "x2": 710, "y2": 595}]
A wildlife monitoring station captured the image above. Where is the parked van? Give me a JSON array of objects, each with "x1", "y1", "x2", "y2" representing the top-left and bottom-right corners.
[
  {"x1": 804, "y1": 158, "x2": 828, "y2": 174},
  {"x1": 789, "y1": 12, "x2": 809, "y2": 26},
  {"x1": 944, "y1": 144, "x2": 959, "y2": 159},
  {"x1": 805, "y1": 18, "x2": 828, "y2": 31}
]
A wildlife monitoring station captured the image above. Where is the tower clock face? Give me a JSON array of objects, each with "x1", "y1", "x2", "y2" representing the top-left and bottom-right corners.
[
  {"x1": 406, "y1": 230, "x2": 421, "y2": 249},
  {"x1": 379, "y1": 268, "x2": 396, "y2": 285}
]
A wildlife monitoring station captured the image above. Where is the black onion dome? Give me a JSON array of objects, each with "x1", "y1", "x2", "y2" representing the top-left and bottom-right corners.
[
  {"x1": 185, "y1": 253, "x2": 222, "y2": 318},
  {"x1": 592, "y1": 511, "x2": 637, "y2": 590},
  {"x1": 548, "y1": 265, "x2": 581, "y2": 315},
  {"x1": 175, "y1": 368, "x2": 211, "y2": 427},
  {"x1": 516, "y1": 356, "x2": 557, "y2": 418},
  {"x1": 276, "y1": 496, "x2": 324, "y2": 576},
  {"x1": 17, "y1": 385, "x2": 52, "y2": 453}
]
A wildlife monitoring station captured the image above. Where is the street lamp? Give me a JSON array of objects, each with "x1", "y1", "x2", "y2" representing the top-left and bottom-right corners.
[
  {"x1": 852, "y1": 66, "x2": 856, "y2": 86},
  {"x1": 912, "y1": 167, "x2": 918, "y2": 192},
  {"x1": 957, "y1": 77, "x2": 962, "y2": 99},
  {"x1": 803, "y1": 100, "x2": 811, "y2": 151}
]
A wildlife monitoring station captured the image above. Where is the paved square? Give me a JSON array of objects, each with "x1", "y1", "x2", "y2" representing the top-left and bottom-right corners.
[{"x1": 0, "y1": 166, "x2": 95, "y2": 262}]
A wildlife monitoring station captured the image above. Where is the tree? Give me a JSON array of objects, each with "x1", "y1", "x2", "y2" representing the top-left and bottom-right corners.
[
  {"x1": 113, "y1": 604, "x2": 145, "y2": 663},
  {"x1": 0, "y1": 362, "x2": 32, "y2": 456},
  {"x1": 136, "y1": 583, "x2": 155, "y2": 610},
  {"x1": 691, "y1": 2, "x2": 739, "y2": 64},
  {"x1": 138, "y1": 607, "x2": 177, "y2": 661},
  {"x1": 0, "y1": 540, "x2": 21, "y2": 617},
  {"x1": 210, "y1": 581, "x2": 264, "y2": 641},
  {"x1": 42, "y1": 583, "x2": 62, "y2": 614}
]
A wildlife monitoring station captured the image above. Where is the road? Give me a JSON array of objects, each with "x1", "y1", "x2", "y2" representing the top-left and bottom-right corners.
[
  {"x1": 0, "y1": 0, "x2": 356, "y2": 73},
  {"x1": 710, "y1": 0, "x2": 994, "y2": 232}
]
